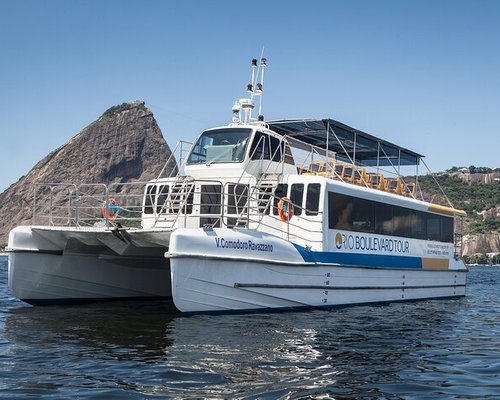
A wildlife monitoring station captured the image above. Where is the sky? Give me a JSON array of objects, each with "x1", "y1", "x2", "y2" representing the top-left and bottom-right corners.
[{"x1": 0, "y1": 0, "x2": 499, "y2": 193}]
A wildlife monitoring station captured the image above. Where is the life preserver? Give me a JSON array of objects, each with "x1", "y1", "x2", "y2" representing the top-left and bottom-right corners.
[
  {"x1": 102, "y1": 198, "x2": 120, "y2": 220},
  {"x1": 277, "y1": 196, "x2": 294, "y2": 222}
]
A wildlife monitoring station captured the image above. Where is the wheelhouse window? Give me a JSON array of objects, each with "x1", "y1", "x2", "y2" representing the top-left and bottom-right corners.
[
  {"x1": 187, "y1": 128, "x2": 251, "y2": 165},
  {"x1": 250, "y1": 132, "x2": 271, "y2": 160},
  {"x1": 250, "y1": 132, "x2": 288, "y2": 162},
  {"x1": 270, "y1": 136, "x2": 282, "y2": 162}
]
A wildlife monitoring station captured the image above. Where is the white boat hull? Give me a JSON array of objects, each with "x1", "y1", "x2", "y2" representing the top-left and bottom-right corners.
[
  {"x1": 168, "y1": 228, "x2": 467, "y2": 313},
  {"x1": 8, "y1": 226, "x2": 172, "y2": 305}
]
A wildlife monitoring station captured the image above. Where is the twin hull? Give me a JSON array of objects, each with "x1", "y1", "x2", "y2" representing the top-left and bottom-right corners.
[
  {"x1": 168, "y1": 228, "x2": 467, "y2": 313},
  {"x1": 8, "y1": 225, "x2": 467, "y2": 312},
  {"x1": 8, "y1": 226, "x2": 172, "y2": 305}
]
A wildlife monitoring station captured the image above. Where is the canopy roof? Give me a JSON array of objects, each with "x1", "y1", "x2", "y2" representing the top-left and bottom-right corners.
[{"x1": 267, "y1": 118, "x2": 423, "y2": 166}]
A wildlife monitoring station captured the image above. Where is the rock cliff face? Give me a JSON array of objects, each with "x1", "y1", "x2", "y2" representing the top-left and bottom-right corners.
[
  {"x1": 0, "y1": 101, "x2": 176, "y2": 244},
  {"x1": 462, "y1": 233, "x2": 500, "y2": 256},
  {"x1": 461, "y1": 208, "x2": 499, "y2": 257},
  {"x1": 454, "y1": 172, "x2": 500, "y2": 185}
]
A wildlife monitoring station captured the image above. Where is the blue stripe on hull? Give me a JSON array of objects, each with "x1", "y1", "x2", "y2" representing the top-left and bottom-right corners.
[{"x1": 292, "y1": 244, "x2": 422, "y2": 269}]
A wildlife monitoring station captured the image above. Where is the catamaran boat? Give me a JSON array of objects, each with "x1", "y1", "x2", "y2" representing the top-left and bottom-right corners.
[{"x1": 8, "y1": 57, "x2": 467, "y2": 311}]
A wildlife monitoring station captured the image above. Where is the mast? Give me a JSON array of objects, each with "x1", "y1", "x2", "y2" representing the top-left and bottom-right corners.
[{"x1": 231, "y1": 56, "x2": 267, "y2": 124}]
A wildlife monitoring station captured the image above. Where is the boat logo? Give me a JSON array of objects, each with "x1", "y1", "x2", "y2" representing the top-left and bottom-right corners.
[
  {"x1": 335, "y1": 233, "x2": 343, "y2": 249},
  {"x1": 333, "y1": 231, "x2": 411, "y2": 254}
]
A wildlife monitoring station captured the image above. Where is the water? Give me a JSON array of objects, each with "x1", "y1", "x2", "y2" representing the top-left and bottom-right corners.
[{"x1": 0, "y1": 256, "x2": 498, "y2": 399}]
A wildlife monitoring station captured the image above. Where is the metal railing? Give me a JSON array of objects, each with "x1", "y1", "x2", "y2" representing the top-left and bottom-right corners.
[{"x1": 32, "y1": 181, "x2": 149, "y2": 229}]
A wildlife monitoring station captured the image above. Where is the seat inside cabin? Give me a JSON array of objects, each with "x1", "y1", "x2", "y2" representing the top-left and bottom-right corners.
[
  {"x1": 385, "y1": 178, "x2": 402, "y2": 194},
  {"x1": 367, "y1": 173, "x2": 385, "y2": 190},
  {"x1": 402, "y1": 182, "x2": 416, "y2": 197}
]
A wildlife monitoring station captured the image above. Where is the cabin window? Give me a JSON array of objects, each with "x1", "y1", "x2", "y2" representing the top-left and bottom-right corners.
[
  {"x1": 257, "y1": 184, "x2": 274, "y2": 214},
  {"x1": 273, "y1": 184, "x2": 288, "y2": 215},
  {"x1": 169, "y1": 182, "x2": 194, "y2": 215},
  {"x1": 329, "y1": 192, "x2": 353, "y2": 230},
  {"x1": 184, "y1": 184, "x2": 194, "y2": 214},
  {"x1": 144, "y1": 185, "x2": 157, "y2": 215},
  {"x1": 374, "y1": 203, "x2": 393, "y2": 235},
  {"x1": 427, "y1": 214, "x2": 441, "y2": 241},
  {"x1": 250, "y1": 132, "x2": 271, "y2": 160},
  {"x1": 328, "y1": 191, "x2": 454, "y2": 243},
  {"x1": 442, "y1": 217, "x2": 454, "y2": 242},
  {"x1": 290, "y1": 184, "x2": 304, "y2": 216},
  {"x1": 227, "y1": 184, "x2": 249, "y2": 215},
  {"x1": 393, "y1": 206, "x2": 411, "y2": 237},
  {"x1": 411, "y1": 211, "x2": 427, "y2": 240},
  {"x1": 187, "y1": 128, "x2": 251, "y2": 164},
  {"x1": 305, "y1": 183, "x2": 321, "y2": 216},
  {"x1": 352, "y1": 197, "x2": 374, "y2": 233},
  {"x1": 156, "y1": 185, "x2": 169, "y2": 214},
  {"x1": 200, "y1": 184, "x2": 222, "y2": 214}
]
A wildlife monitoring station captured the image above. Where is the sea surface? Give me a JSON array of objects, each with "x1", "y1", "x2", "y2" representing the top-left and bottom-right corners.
[{"x1": 0, "y1": 256, "x2": 498, "y2": 399}]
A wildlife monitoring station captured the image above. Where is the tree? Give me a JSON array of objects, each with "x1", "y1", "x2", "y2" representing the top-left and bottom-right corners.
[{"x1": 491, "y1": 253, "x2": 500, "y2": 265}]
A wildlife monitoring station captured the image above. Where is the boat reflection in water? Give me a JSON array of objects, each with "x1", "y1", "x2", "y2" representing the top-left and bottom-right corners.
[{"x1": 3, "y1": 297, "x2": 474, "y2": 399}]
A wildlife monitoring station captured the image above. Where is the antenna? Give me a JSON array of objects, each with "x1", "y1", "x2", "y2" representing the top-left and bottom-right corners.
[
  {"x1": 231, "y1": 50, "x2": 267, "y2": 124},
  {"x1": 250, "y1": 58, "x2": 257, "y2": 89},
  {"x1": 257, "y1": 57, "x2": 266, "y2": 119}
]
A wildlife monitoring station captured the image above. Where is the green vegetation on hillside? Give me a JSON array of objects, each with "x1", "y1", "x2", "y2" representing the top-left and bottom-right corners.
[
  {"x1": 415, "y1": 171, "x2": 500, "y2": 235},
  {"x1": 463, "y1": 253, "x2": 500, "y2": 265},
  {"x1": 417, "y1": 174, "x2": 500, "y2": 213},
  {"x1": 102, "y1": 101, "x2": 146, "y2": 118},
  {"x1": 447, "y1": 166, "x2": 500, "y2": 174},
  {"x1": 466, "y1": 217, "x2": 500, "y2": 234}
]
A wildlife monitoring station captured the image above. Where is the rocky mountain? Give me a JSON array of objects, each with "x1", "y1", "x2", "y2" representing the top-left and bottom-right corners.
[{"x1": 0, "y1": 101, "x2": 177, "y2": 244}]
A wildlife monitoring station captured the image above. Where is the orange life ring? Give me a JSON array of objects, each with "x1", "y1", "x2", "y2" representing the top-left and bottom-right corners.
[
  {"x1": 102, "y1": 198, "x2": 120, "y2": 220},
  {"x1": 277, "y1": 196, "x2": 294, "y2": 222}
]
